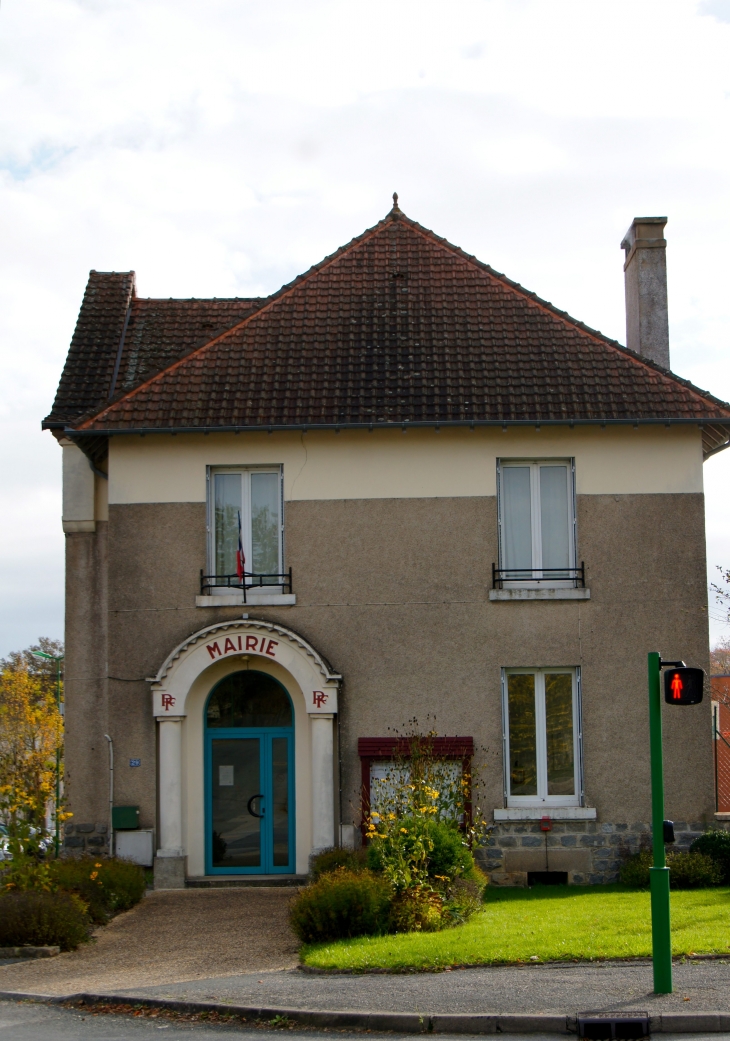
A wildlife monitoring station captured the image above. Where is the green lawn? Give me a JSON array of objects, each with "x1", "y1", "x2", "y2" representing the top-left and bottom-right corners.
[{"x1": 301, "y1": 885, "x2": 730, "y2": 971}]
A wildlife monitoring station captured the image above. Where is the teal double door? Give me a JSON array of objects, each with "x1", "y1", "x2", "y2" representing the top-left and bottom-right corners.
[{"x1": 205, "y1": 730, "x2": 294, "y2": 874}]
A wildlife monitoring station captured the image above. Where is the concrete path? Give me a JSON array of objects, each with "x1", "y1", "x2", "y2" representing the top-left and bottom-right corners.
[{"x1": 0, "y1": 888, "x2": 299, "y2": 996}]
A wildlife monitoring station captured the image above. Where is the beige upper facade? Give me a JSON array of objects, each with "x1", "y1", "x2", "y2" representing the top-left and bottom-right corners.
[{"x1": 64, "y1": 425, "x2": 705, "y2": 529}]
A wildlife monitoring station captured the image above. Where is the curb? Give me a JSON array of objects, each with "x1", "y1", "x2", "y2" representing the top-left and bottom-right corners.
[
  {"x1": 2, "y1": 991, "x2": 730, "y2": 1034},
  {"x1": 298, "y1": 954, "x2": 730, "y2": 975},
  {"x1": 0, "y1": 947, "x2": 60, "y2": 959}
]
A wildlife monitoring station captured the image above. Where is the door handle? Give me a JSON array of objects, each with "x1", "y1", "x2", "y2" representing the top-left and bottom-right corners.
[{"x1": 247, "y1": 794, "x2": 264, "y2": 818}]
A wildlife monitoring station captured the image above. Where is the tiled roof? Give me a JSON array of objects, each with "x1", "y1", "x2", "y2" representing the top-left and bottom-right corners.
[
  {"x1": 49, "y1": 205, "x2": 730, "y2": 447},
  {"x1": 44, "y1": 280, "x2": 263, "y2": 427}
]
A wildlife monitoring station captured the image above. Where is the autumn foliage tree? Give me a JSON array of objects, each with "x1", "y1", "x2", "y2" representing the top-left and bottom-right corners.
[{"x1": 0, "y1": 640, "x2": 64, "y2": 856}]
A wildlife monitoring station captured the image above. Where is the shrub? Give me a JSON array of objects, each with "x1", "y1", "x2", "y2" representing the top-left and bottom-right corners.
[
  {"x1": 619, "y1": 849, "x2": 722, "y2": 888},
  {"x1": 668, "y1": 851, "x2": 722, "y2": 888},
  {"x1": 619, "y1": 850, "x2": 652, "y2": 887},
  {"x1": 0, "y1": 889, "x2": 92, "y2": 950},
  {"x1": 426, "y1": 821, "x2": 478, "y2": 881},
  {"x1": 310, "y1": 846, "x2": 368, "y2": 880},
  {"x1": 390, "y1": 887, "x2": 443, "y2": 933},
  {"x1": 50, "y1": 857, "x2": 146, "y2": 924},
  {"x1": 367, "y1": 818, "x2": 481, "y2": 885},
  {"x1": 443, "y1": 877, "x2": 486, "y2": 924},
  {"x1": 289, "y1": 869, "x2": 392, "y2": 944},
  {"x1": 690, "y1": 831, "x2": 730, "y2": 884}
]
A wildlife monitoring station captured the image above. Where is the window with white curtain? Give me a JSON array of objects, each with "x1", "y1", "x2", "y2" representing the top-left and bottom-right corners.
[
  {"x1": 497, "y1": 459, "x2": 575, "y2": 584},
  {"x1": 502, "y1": 667, "x2": 582, "y2": 807},
  {"x1": 208, "y1": 468, "x2": 282, "y2": 586}
]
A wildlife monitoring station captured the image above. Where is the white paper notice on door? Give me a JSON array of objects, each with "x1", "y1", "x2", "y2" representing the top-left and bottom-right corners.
[{"x1": 219, "y1": 765, "x2": 234, "y2": 786}]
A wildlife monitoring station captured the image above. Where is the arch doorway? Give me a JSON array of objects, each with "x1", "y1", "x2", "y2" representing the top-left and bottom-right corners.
[{"x1": 205, "y1": 670, "x2": 295, "y2": 874}]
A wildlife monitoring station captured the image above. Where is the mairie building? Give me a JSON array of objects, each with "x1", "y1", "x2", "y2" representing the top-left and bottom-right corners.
[{"x1": 44, "y1": 199, "x2": 730, "y2": 887}]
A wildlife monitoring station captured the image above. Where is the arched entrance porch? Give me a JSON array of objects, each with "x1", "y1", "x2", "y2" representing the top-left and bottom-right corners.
[{"x1": 150, "y1": 620, "x2": 341, "y2": 888}]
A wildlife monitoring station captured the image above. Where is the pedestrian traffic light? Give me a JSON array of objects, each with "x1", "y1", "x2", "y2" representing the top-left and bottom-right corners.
[{"x1": 663, "y1": 667, "x2": 703, "y2": 705}]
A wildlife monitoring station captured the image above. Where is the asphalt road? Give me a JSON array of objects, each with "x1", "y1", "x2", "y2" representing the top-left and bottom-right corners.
[{"x1": 1, "y1": 1001, "x2": 730, "y2": 1041}]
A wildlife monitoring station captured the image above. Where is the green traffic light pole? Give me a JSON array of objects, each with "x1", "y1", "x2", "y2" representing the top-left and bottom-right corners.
[
  {"x1": 647, "y1": 651, "x2": 672, "y2": 994},
  {"x1": 31, "y1": 650, "x2": 64, "y2": 859}
]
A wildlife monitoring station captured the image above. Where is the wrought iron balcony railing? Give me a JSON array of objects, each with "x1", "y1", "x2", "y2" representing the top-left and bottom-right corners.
[
  {"x1": 200, "y1": 568, "x2": 293, "y2": 602},
  {"x1": 492, "y1": 562, "x2": 585, "y2": 589}
]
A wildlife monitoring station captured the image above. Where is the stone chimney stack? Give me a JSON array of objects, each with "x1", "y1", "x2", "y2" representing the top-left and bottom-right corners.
[{"x1": 621, "y1": 217, "x2": 670, "y2": 369}]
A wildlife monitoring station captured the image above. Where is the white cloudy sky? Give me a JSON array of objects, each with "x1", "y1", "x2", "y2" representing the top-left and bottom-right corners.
[{"x1": 1, "y1": 0, "x2": 730, "y2": 656}]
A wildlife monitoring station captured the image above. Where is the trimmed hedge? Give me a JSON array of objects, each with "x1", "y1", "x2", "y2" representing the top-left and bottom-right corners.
[
  {"x1": 310, "y1": 846, "x2": 368, "y2": 880},
  {"x1": 620, "y1": 849, "x2": 722, "y2": 888},
  {"x1": 0, "y1": 890, "x2": 92, "y2": 951},
  {"x1": 690, "y1": 831, "x2": 730, "y2": 884},
  {"x1": 49, "y1": 856, "x2": 146, "y2": 924},
  {"x1": 290, "y1": 869, "x2": 393, "y2": 943}
]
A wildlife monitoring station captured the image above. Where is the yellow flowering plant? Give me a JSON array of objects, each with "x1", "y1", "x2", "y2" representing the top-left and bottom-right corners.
[{"x1": 363, "y1": 722, "x2": 491, "y2": 919}]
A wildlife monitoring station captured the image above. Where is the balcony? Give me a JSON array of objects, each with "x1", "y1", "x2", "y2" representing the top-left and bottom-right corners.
[
  {"x1": 489, "y1": 562, "x2": 590, "y2": 601},
  {"x1": 197, "y1": 568, "x2": 295, "y2": 608}
]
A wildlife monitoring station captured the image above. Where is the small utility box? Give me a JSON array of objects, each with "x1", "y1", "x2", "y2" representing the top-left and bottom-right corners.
[
  {"x1": 112, "y1": 805, "x2": 140, "y2": 830},
  {"x1": 115, "y1": 829, "x2": 154, "y2": 867}
]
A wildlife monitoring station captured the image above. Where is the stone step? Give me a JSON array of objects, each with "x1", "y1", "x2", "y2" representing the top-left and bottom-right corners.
[{"x1": 186, "y1": 874, "x2": 307, "y2": 888}]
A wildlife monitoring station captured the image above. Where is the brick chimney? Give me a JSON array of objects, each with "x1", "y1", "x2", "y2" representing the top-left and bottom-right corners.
[{"x1": 621, "y1": 217, "x2": 669, "y2": 369}]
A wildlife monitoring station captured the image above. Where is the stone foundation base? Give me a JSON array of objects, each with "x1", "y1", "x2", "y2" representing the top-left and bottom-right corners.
[
  {"x1": 478, "y1": 820, "x2": 714, "y2": 884},
  {"x1": 63, "y1": 822, "x2": 109, "y2": 857},
  {"x1": 154, "y1": 855, "x2": 187, "y2": 889}
]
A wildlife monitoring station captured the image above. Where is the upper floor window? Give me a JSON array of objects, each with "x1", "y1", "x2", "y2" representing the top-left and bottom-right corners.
[
  {"x1": 502, "y1": 667, "x2": 582, "y2": 807},
  {"x1": 208, "y1": 468, "x2": 282, "y2": 587},
  {"x1": 497, "y1": 459, "x2": 576, "y2": 585}
]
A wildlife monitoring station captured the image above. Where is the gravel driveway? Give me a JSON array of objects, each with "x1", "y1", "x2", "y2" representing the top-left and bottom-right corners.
[{"x1": 0, "y1": 888, "x2": 300, "y2": 996}]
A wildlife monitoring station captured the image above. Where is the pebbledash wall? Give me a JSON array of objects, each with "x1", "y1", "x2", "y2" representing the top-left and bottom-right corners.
[{"x1": 61, "y1": 423, "x2": 720, "y2": 883}]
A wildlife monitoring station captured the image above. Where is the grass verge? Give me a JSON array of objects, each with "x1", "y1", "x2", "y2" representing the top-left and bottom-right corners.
[{"x1": 301, "y1": 884, "x2": 730, "y2": 971}]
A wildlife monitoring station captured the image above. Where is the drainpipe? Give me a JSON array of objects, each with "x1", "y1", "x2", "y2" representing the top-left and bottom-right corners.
[{"x1": 104, "y1": 734, "x2": 114, "y2": 857}]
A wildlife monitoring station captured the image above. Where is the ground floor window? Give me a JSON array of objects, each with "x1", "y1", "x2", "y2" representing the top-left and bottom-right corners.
[{"x1": 502, "y1": 667, "x2": 582, "y2": 807}]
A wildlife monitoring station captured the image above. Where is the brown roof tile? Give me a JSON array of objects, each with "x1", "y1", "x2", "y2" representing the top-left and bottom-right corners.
[{"x1": 50, "y1": 207, "x2": 730, "y2": 444}]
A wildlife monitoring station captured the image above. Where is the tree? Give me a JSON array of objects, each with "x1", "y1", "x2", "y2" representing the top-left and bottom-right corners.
[
  {"x1": 710, "y1": 636, "x2": 730, "y2": 676},
  {"x1": 0, "y1": 642, "x2": 64, "y2": 858},
  {"x1": 1, "y1": 637, "x2": 64, "y2": 702}
]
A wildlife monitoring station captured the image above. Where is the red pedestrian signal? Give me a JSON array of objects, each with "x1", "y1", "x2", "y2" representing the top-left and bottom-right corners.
[{"x1": 663, "y1": 667, "x2": 703, "y2": 705}]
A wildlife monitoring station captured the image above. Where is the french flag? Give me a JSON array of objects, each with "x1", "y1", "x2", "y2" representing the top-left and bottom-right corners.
[{"x1": 236, "y1": 511, "x2": 245, "y2": 581}]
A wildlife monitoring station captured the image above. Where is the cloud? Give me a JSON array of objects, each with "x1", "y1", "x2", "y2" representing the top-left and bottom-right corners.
[{"x1": 2, "y1": 0, "x2": 730, "y2": 651}]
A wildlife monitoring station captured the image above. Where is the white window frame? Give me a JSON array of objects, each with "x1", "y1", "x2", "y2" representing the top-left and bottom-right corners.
[
  {"x1": 501, "y1": 666, "x2": 583, "y2": 808},
  {"x1": 206, "y1": 466, "x2": 284, "y2": 592},
  {"x1": 496, "y1": 458, "x2": 577, "y2": 588}
]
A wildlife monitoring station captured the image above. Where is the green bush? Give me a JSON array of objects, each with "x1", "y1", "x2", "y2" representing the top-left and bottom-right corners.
[
  {"x1": 290, "y1": 869, "x2": 393, "y2": 944},
  {"x1": 690, "y1": 831, "x2": 730, "y2": 884},
  {"x1": 390, "y1": 887, "x2": 443, "y2": 933},
  {"x1": 367, "y1": 818, "x2": 479, "y2": 884},
  {"x1": 619, "y1": 850, "x2": 652, "y2": 887},
  {"x1": 619, "y1": 849, "x2": 722, "y2": 889},
  {"x1": 426, "y1": 821, "x2": 475, "y2": 879},
  {"x1": 0, "y1": 890, "x2": 92, "y2": 950},
  {"x1": 50, "y1": 857, "x2": 146, "y2": 924},
  {"x1": 310, "y1": 846, "x2": 368, "y2": 880},
  {"x1": 443, "y1": 877, "x2": 487, "y2": 924},
  {"x1": 668, "y1": 851, "x2": 722, "y2": 888}
]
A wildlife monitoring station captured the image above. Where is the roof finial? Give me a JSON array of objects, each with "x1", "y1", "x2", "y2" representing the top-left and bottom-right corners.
[{"x1": 391, "y1": 191, "x2": 400, "y2": 213}]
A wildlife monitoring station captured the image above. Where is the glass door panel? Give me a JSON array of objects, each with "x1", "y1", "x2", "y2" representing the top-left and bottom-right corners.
[
  {"x1": 272, "y1": 737, "x2": 290, "y2": 867},
  {"x1": 211, "y1": 738, "x2": 261, "y2": 869}
]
